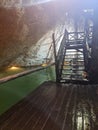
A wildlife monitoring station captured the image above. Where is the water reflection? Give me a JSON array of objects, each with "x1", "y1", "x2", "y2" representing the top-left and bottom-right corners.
[{"x1": 72, "y1": 101, "x2": 96, "y2": 130}]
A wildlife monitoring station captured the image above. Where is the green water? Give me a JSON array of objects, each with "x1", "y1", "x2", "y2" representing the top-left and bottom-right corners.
[{"x1": 0, "y1": 66, "x2": 55, "y2": 115}]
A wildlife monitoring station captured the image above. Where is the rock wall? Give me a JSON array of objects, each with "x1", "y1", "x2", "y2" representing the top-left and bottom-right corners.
[
  {"x1": 0, "y1": 0, "x2": 65, "y2": 68},
  {"x1": 11, "y1": 24, "x2": 65, "y2": 66}
]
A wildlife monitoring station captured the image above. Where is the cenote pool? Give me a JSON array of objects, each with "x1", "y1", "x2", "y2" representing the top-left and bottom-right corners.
[{"x1": 0, "y1": 65, "x2": 55, "y2": 115}]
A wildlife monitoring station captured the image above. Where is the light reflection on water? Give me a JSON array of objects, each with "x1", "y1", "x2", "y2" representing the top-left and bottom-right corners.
[{"x1": 72, "y1": 101, "x2": 96, "y2": 130}]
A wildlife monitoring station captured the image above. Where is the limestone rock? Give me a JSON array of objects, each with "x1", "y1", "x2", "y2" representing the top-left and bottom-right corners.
[{"x1": 0, "y1": 0, "x2": 65, "y2": 68}]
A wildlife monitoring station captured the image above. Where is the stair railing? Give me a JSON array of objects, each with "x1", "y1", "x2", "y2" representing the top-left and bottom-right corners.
[
  {"x1": 52, "y1": 29, "x2": 68, "y2": 82},
  {"x1": 83, "y1": 25, "x2": 93, "y2": 73}
]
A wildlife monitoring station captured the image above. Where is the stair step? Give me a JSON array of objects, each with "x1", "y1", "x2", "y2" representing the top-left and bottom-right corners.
[
  {"x1": 63, "y1": 65, "x2": 84, "y2": 68},
  {"x1": 66, "y1": 51, "x2": 83, "y2": 53},
  {"x1": 64, "y1": 62, "x2": 84, "y2": 64},
  {"x1": 62, "y1": 72, "x2": 84, "y2": 74},
  {"x1": 66, "y1": 42, "x2": 84, "y2": 45},
  {"x1": 63, "y1": 64, "x2": 84, "y2": 66},
  {"x1": 64, "y1": 60, "x2": 84, "y2": 62},
  {"x1": 63, "y1": 66, "x2": 84, "y2": 69},
  {"x1": 62, "y1": 70, "x2": 84, "y2": 73},
  {"x1": 61, "y1": 78, "x2": 84, "y2": 82},
  {"x1": 66, "y1": 45, "x2": 84, "y2": 49},
  {"x1": 62, "y1": 69, "x2": 84, "y2": 72},
  {"x1": 65, "y1": 53, "x2": 83, "y2": 55},
  {"x1": 62, "y1": 76, "x2": 83, "y2": 78},
  {"x1": 66, "y1": 49, "x2": 83, "y2": 52},
  {"x1": 65, "y1": 56, "x2": 83, "y2": 58},
  {"x1": 61, "y1": 74, "x2": 84, "y2": 77},
  {"x1": 66, "y1": 48, "x2": 83, "y2": 50},
  {"x1": 65, "y1": 53, "x2": 84, "y2": 57},
  {"x1": 62, "y1": 73, "x2": 83, "y2": 75},
  {"x1": 67, "y1": 39, "x2": 84, "y2": 42},
  {"x1": 64, "y1": 59, "x2": 84, "y2": 61},
  {"x1": 62, "y1": 69, "x2": 84, "y2": 71},
  {"x1": 63, "y1": 68, "x2": 84, "y2": 70},
  {"x1": 61, "y1": 77, "x2": 84, "y2": 81},
  {"x1": 60, "y1": 79, "x2": 88, "y2": 83},
  {"x1": 63, "y1": 66, "x2": 84, "y2": 68},
  {"x1": 65, "y1": 51, "x2": 83, "y2": 53}
]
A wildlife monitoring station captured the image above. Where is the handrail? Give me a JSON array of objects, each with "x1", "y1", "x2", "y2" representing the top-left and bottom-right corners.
[
  {"x1": 83, "y1": 25, "x2": 93, "y2": 73},
  {"x1": 43, "y1": 25, "x2": 66, "y2": 64},
  {"x1": 52, "y1": 28, "x2": 68, "y2": 82}
]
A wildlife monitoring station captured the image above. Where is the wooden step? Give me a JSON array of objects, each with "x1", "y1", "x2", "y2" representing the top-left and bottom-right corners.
[
  {"x1": 60, "y1": 79, "x2": 88, "y2": 83},
  {"x1": 64, "y1": 57, "x2": 84, "y2": 59},
  {"x1": 66, "y1": 45, "x2": 84, "y2": 49},
  {"x1": 62, "y1": 73, "x2": 83, "y2": 76},
  {"x1": 64, "y1": 59, "x2": 84, "y2": 62},
  {"x1": 62, "y1": 68, "x2": 84, "y2": 71},
  {"x1": 65, "y1": 53, "x2": 83, "y2": 56},
  {"x1": 63, "y1": 64, "x2": 84, "y2": 66}
]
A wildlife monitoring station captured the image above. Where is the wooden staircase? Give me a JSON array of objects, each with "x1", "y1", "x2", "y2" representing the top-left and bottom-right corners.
[
  {"x1": 61, "y1": 49, "x2": 86, "y2": 83},
  {"x1": 55, "y1": 29, "x2": 92, "y2": 83}
]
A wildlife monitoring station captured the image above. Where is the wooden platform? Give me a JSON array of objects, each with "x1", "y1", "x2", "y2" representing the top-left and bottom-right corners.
[{"x1": 0, "y1": 81, "x2": 98, "y2": 130}]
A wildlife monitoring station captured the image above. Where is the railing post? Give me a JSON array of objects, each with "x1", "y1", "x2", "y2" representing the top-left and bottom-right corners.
[
  {"x1": 52, "y1": 33, "x2": 57, "y2": 63},
  {"x1": 52, "y1": 33, "x2": 58, "y2": 82}
]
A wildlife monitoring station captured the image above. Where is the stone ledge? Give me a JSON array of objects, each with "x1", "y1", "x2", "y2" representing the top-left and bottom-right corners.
[{"x1": 0, "y1": 63, "x2": 54, "y2": 84}]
